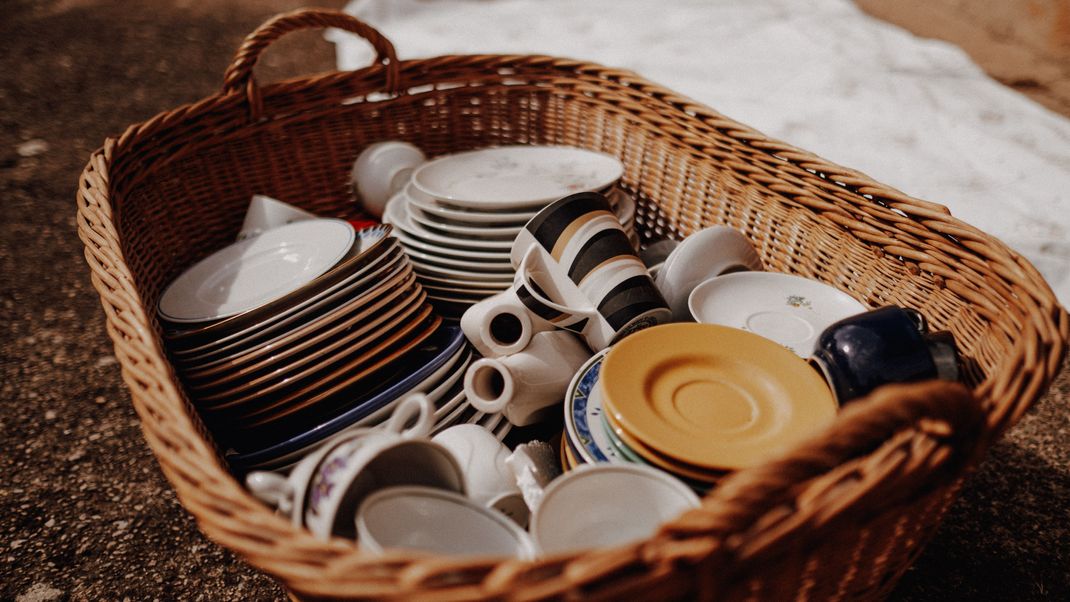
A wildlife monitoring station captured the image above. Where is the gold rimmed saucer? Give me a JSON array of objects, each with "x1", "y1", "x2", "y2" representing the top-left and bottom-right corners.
[{"x1": 600, "y1": 323, "x2": 837, "y2": 470}]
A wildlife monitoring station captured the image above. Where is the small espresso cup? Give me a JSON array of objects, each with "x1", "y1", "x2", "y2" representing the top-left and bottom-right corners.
[
  {"x1": 509, "y1": 192, "x2": 670, "y2": 351},
  {"x1": 810, "y1": 306, "x2": 961, "y2": 404},
  {"x1": 464, "y1": 330, "x2": 591, "y2": 427},
  {"x1": 246, "y1": 395, "x2": 465, "y2": 540},
  {"x1": 460, "y1": 288, "x2": 555, "y2": 358}
]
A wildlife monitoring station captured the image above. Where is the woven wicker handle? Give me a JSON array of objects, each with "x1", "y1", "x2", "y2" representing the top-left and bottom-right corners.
[
  {"x1": 664, "y1": 380, "x2": 984, "y2": 548},
  {"x1": 222, "y1": 8, "x2": 399, "y2": 118}
]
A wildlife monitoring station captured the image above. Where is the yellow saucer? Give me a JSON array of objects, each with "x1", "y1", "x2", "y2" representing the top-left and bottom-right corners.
[
  {"x1": 601, "y1": 323, "x2": 837, "y2": 470},
  {"x1": 603, "y1": 409, "x2": 724, "y2": 484}
]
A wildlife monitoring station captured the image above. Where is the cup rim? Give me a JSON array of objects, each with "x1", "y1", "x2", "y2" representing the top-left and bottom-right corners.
[{"x1": 355, "y1": 485, "x2": 537, "y2": 559}]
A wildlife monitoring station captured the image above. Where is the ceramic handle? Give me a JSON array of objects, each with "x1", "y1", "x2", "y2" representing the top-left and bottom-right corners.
[
  {"x1": 514, "y1": 245, "x2": 597, "y2": 332},
  {"x1": 385, "y1": 393, "x2": 435, "y2": 439},
  {"x1": 246, "y1": 471, "x2": 295, "y2": 515}
]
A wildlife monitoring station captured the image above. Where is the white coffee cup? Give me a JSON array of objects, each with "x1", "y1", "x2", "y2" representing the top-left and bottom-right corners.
[
  {"x1": 529, "y1": 464, "x2": 699, "y2": 555},
  {"x1": 351, "y1": 141, "x2": 427, "y2": 217},
  {"x1": 356, "y1": 486, "x2": 537, "y2": 559},
  {"x1": 246, "y1": 395, "x2": 464, "y2": 540},
  {"x1": 460, "y1": 288, "x2": 554, "y2": 358},
  {"x1": 464, "y1": 330, "x2": 591, "y2": 427},
  {"x1": 237, "y1": 194, "x2": 317, "y2": 241},
  {"x1": 432, "y1": 424, "x2": 529, "y2": 526},
  {"x1": 655, "y1": 226, "x2": 763, "y2": 321}
]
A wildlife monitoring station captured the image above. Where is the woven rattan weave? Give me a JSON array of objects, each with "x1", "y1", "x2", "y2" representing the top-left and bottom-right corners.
[{"x1": 76, "y1": 9, "x2": 1067, "y2": 600}]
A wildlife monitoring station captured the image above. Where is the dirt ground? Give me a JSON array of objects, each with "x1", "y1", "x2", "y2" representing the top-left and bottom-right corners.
[{"x1": 1, "y1": 1, "x2": 1067, "y2": 600}]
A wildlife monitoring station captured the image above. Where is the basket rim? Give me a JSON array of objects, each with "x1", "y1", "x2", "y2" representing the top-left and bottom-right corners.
[{"x1": 76, "y1": 39, "x2": 1068, "y2": 598}]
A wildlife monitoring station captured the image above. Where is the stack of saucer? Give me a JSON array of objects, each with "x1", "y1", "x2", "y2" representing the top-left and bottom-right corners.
[
  {"x1": 381, "y1": 145, "x2": 636, "y2": 316},
  {"x1": 563, "y1": 324, "x2": 838, "y2": 489},
  {"x1": 157, "y1": 221, "x2": 504, "y2": 468}
]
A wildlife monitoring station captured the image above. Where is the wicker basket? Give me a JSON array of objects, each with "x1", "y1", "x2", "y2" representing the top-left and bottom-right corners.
[{"x1": 76, "y1": 9, "x2": 1067, "y2": 600}]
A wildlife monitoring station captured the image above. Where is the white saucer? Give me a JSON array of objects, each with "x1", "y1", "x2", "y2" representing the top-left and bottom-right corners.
[
  {"x1": 410, "y1": 259, "x2": 514, "y2": 282},
  {"x1": 411, "y1": 145, "x2": 623, "y2": 210},
  {"x1": 409, "y1": 207, "x2": 523, "y2": 239},
  {"x1": 688, "y1": 272, "x2": 867, "y2": 357},
  {"x1": 158, "y1": 219, "x2": 355, "y2": 324},
  {"x1": 406, "y1": 185, "x2": 538, "y2": 225},
  {"x1": 391, "y1": 227, "x2": 511, "y2": 262},
  {"x1": 384, "y1": 193, "x2": 514, "y2": 251}
]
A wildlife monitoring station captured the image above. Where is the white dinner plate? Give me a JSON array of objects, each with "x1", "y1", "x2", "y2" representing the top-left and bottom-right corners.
[
  {"x1": 408, "y1": 206, "x2": 524, "y2": 239},
  {"x1": 158, "y1": 219, "x2": 355, "y2": 323},
  {"x1": 172, "y1": 248, "x2": 405, "y2": 361},
  {"x1": 411, "y1": 145, "x2": 623, "y2": 210},
  {"x1": 391, "y1": 227, "x2": 511, "y2": 262},
  {"x1": 410, "y1": 258, "x2": 514, "y2": 282},
  {"x1": 384, "y1": 193, "x2": 514, "y2": 251}
]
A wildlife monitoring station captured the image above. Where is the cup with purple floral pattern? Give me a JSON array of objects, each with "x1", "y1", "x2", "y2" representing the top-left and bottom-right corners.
[{"x1": 246, "y1": 394, "x2": 465, "y2": 540}]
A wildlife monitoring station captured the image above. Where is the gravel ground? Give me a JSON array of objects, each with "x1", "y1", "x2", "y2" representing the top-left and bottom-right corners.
[{"x1": 1, "y1": 1, "x2": 1067, "y2": 600}]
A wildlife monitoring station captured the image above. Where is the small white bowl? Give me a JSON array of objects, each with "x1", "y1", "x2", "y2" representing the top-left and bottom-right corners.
[
  {"x1": 356, "y1": 486, "x2": 537, "y2": 559},
  {"x1": 530, "y1": 464, "x2": 699, "y2": 556}
]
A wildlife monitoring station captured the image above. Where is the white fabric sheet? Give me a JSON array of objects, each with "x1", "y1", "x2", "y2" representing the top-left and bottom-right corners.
[{"x1": 331, "y1": 0, "x2": 1070, "y2": 303}]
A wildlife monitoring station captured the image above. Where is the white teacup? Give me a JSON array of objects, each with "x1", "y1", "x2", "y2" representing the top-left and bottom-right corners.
[
  {"x1": 529, "y1": 464, "x2": 699, "y2": 555},
  {"x1": 237, "y1": 194, "x2": 317, "y2": 241},
  {"x1": 460, "y1": 288, "x2": 554, "y2": 358},
  {"x1": 655, "y1": 226, "x2": 763, "y2": 321},
  {"x1": 246, "y1": 395, "x2": 464, "y2": 540},
  {"x1": 356, "y1": 486, "x2": 537, "y2": 559},
  {"x1": 432, "y1": 424, "x2": 529, "y2": 526},
  {"x1": 464, "y1": 330, "x2": 591, "y2": 427},
  {"x1": 351, "y1": 141, "x2": 427, "y2": 217}
]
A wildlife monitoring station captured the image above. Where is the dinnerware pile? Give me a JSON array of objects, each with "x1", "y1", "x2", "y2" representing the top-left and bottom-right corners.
[
  {"x1": 248, "y1": 396, "x2": 699, "y2": 558},
  {"x1": 378, "y1": 145, "x2": 637, "y2": 316},
  {"x1": 156, "y1": 212, "x2": 507, "y2": 471},
  {"x1": 562, "y1": 323, "x2": 840, "y2": 488}
]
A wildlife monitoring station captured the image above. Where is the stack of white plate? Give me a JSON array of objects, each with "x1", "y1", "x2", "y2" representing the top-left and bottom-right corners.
[
  {"x1": 381, "y1": 145, "x2": 636, "y2": 317},
  {"x1": 156, "y1": 220, "x2": 508, "y2": 470}
]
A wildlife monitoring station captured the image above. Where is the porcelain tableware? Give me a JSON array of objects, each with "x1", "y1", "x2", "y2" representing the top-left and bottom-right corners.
[
  {"x1": 563, "y1": 349, "x2": 626, "y2": 465},
  {"x1": 432, "y1": 424, "x2": 529, "y2": 526},
  {"x1": 165, "y1": 225, "x2": 396, "y2": 350},
  {"x1": 384, "y1": 195, "x2": 514, "y2": 251},
  {"x1": 181, "y1": 266, "x2": 418, "y2": 379},
  {"x1": 600, "y1": 323, "x2": 838, "y2": 470},
  {"x1": 410, "y1": 145, "x2": 623, "y2": 210},
  {"x1": 509, "y1": 191, "x2": 670, "y2": 351},
  {"x1": 237, "y1": 194, "x2": 318, "y2": 241},
  {"x1": 655, "y1": 226, "x2": 763, "y2": 321},
  {"x1": 465, "y1": 330, "x2": 590, "y2": 426},
  {"x1": 529, "y1": 464, "x2": 699, "y2": 555},
  {"x1": 246, "y1": 394, "x2": 464, "y2": 540},
  {"x1": 352, "y1": 141, "x2": 427, "y2": 217},
  {"x1": 688, "y1": 271, "x2": 867, "y2": 357},
  {"x1": 356, "y1": 486, "x2": 536, "y2": 558},
  {"x1": 460, "y1": 288, "x2": 554, "y2": 358},
  {"x1": 225, "y1": 327, "x2": 469, "y2": 470},
  {"x1": 158, "y1": 219, "x2": 355, "y2": 324},
  {"x1": 810, "y1": 306, "x2": 961, "y2": 404}
]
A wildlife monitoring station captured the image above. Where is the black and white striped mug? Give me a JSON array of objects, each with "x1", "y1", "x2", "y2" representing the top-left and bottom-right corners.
[{"x1": 509, "y1": 192, "x2": 670, "y2": 351}]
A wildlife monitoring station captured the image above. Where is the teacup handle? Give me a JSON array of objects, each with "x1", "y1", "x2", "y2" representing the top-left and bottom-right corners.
[
  {"x1": 384, "y1": 393, "x2": 435, "y2": 439},
  {"x1": 246, "y1": 471, "x2": 295, "y2": 515},
  {"x1": 515, "y1": 245, "x2": 598, "y2": 333}
]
